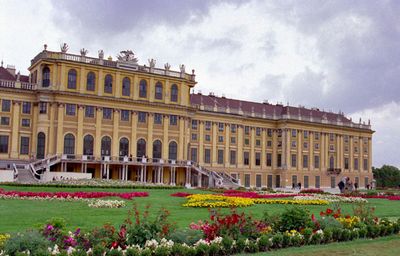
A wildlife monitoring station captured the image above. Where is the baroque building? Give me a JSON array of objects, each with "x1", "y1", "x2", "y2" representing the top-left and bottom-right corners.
[{"x1": 0, "y1": 44, "x2": 373, "y2": 188}]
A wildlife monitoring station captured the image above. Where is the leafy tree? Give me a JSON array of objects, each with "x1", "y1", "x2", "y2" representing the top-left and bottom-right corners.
[{"x1": 372, "y1": 165, "x2": 400, "y2": 188}]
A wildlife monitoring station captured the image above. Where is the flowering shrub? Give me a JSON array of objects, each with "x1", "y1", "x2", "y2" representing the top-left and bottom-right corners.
[
  {"x1": 0, "y1": 234, "x2": 10, "y2": 250},
  {"x1": 170, "y1": 192, "x2": 192, "y2": 197},
  {"x1": 300, "y1": 188, "x2": 325, "y2": 194},
  {"x1": 294, "y1": 194, "x2": 368, "y2": 203},
  {"x1": 88, "y1": 199, "x2": 126, "y2": 208},
  {"x1": 337, "y1": 216, "x2": 361, "y2": 229}
]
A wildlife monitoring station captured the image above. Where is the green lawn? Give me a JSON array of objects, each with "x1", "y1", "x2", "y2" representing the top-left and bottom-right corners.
[
  {"x1": 1, "y1": 185, "x2": 400, "y2": 233},
  {"x1": 238, "y1": 235, "x2": 400, "y2": 256}
]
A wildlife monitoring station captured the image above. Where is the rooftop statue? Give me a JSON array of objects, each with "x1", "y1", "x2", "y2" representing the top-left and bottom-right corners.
[
  {"x1": 117, "y1": 50, "x2": 138, "y2": 63},
  {"x1": 60, "y1": 43, "x2": 69, "y2": 53},
  {"x1": 148, "y1": 58, "x2": 156, "y2": 68}
]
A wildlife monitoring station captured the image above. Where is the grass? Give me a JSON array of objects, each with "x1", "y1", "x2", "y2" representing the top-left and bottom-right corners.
[
  {"x1": 238, "y1": 235, "x2": 400, "y2": 256},
  {"x1": 1, "y1": 185, "x2": 400, "y2": 233}
]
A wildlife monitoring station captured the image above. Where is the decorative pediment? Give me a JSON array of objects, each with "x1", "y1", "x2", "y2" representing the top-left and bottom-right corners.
[{"x1": 117, "y1": 50, "x2": 138, "y2": 63}]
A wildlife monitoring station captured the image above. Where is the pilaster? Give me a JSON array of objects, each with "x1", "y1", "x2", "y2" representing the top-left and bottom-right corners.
[
  {"x1": 56, "y1": 104, "x2": 65, "y2": 154},
  {"x1": 10, "y1": 101, "x2": 21, "y2": 158},
  {"x1": 112, "y1": 109, "x2": 120, "y2": 157},
  {"x1": 199, "y1": 121, "x2": 204, "y2": 165},
  {"x1": 76, "y1": 105, "x2": 84, "y2": 155},
  {"x1": 94, "y1": 107, "x2": 102, "y2": 157}
]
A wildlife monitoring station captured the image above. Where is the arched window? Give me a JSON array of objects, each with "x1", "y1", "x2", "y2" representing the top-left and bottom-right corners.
[
  {"x1": 37, "y1": 132, "x2": 46, "y2": 159},
  {"x1": 101, "y1": 136, "x2": 111, "y2": 156},
  {"x1": 86, "y1": 72, "x2": 96, "y2": 91},
  {"x1": 119, "y1": 137, "x2": 129, "y2": 156},
  {"x1": 104, "y1": 74, "x2": 113, "y2": 94},
  {"x1": 83, "y1": 134, "x2": 94, "y2": 155},
  {"x1": 168, "y1": 141, "x2": 177, "y2": 160},
  {"x1": 139, "y1": 79, "x2": 147, "y2": 98},
  {"x1": 122, "y1": 77, "x2": 131, "y2": 96},
  {"x1": 63, "y1": 133, "x2": 75, "y2": 155},
  {"x1": 171, "y1": 84, "x2": 178, "y2": 102},
  {"x1": 155, "y1": 81, "x2": 163, "y2": 100},
  {"x1": 329, "y1": 156, "x2": 334, "y2": 169},
  {"x1": 153, "y1": 140, "x2": 162, "y2": 159},
  {"x1": 137, "y1": 139, "x2": 146, "y2": 157},
  {"x1": 67, "y1": 69, "x2": 77, "y2": 89},
  {"x1": 42, "y1": 67, "x2": 50, "y2": 87}
]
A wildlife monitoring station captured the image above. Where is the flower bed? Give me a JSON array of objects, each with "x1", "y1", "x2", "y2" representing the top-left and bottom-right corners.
[
  {"x1": 223, "y1": 190, "x2": 296, "y2": 198},
  {"x1": 253, "y1": 198, "x2": 329, "y2": 205},
  {"x1": 299, "y1": 188, "x2": 326, "y2": 194},
  {"x1": 170, "y1": 192, "x2": 192, "y2": 197},
  {"x1": 88, "y1": 199, "x2": 126, "y2": 208},
  {"x1": 294, "y1": 194, "x2": 368, "y2": 203}
]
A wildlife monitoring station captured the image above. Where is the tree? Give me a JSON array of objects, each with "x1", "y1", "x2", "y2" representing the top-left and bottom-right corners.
[{"x1": 372, "y1": 165, "x2": 400, "y2": 188}]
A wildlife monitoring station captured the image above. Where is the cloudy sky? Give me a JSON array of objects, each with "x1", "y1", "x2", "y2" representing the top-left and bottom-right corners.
[{"x1": 0, "y1": 0, "x2": 399, "y2": 168}]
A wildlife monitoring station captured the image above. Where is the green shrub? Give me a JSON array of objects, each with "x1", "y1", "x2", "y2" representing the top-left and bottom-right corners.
[
  {"x1": 331, "y1": 227, "x2": 342, "y2": 241},
  {"x1": 341, "y1": 229, "x2": 351, "y2": 241},
  {"x1": 322, "y1": 229, "x2": 333, "y2": 243},
  {"x1": 221, "y1": 236, "x2": 234, "y2": 254},
  {"x1": 125, "y1": 247, "x2": 140, "y2": 256},
  {"x1": 168, "y1": 229, "x2": 203, "y2": 246},
  {"x1": 291, "y1": 235, "x2": 303, "y2": 247},
  {"x1": 367, "y1": 225, "x2": 380, "y2": 238},
  {"x1": 310, "y1": 233, "x2": 322, "y2": 245},
  {"x1": 277, "y1": 207, "x2": 311, "y2": 232},
  {"x1": 358, "y1": 228, "x2": 367, "y2": 238},
  {"x1": 245, "y1": 241, "x2": 259, "y2": 253},
  {"x1": 4, "y1": 230, "x2": 51, "y2": 256},
  {"x1": 208, "y1": 243, "x2": 221, "y2": 256},
  {"x1": 302, "y1": 228, "x2": 313, "y2": 244},
  {"x1": 107, "y1": 249, "x2": 123, "y2": 256},
  {"x1": 154, "y1": 246, "x2": 171, "y2": 256},
  {"x1": 140, "y1": 248, "x2": 152, "y2": 256},
  {"x1": 257, "y1": 235, "x2": 272, "y2": 251},
  {"x1": 282, "y1": 233, "x2": 291, "y2": 248},
  {"x1": 195, "y1": 243, "x2": 209, "y2": 256},
  {"x1": 235, "y1": 238, "x2": 246, "y2": 253},
  {"x1": 271, "y1": 233, "x2": 283, "y2": 248}
]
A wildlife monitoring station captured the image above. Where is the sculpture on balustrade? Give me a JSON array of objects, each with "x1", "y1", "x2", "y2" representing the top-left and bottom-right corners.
[
  {"x1": 117, "y1": 50, "x2": 138, "y2": 63},
  {"x1": 179, "y1": 64, "x2": 185, "y2": 74},
  {"x1": 164, "y1": 63, "x2": 171, "y2": 71},
  {"x1": 60, "y1": 43, "x2": 69, "y2": 53},
  {"x1": 98, "y1": 50, "x2": 104, "y2": 59},
  {"x1": 80, "y1": 48, "x2": 88, "y2": 56},
  {"x1": 148, "y1": 58, "x2": 156, "y2": 68}
]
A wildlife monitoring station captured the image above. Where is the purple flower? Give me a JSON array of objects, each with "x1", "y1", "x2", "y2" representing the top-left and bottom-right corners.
[{"x1": 47, "y1": 225, "x2": 54, "y2": 231}]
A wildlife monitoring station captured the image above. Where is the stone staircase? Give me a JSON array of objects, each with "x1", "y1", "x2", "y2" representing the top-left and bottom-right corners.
[{"x1": 15, "y1": 166, "x2": 38, "y2": 183}]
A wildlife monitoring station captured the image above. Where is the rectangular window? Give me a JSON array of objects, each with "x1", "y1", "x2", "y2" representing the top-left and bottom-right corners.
[
  {"x1": 314, "y1": 143, "x2": 319, "y2": 150},
  {"x1": 266, "y1": 153, "x2": 272, "y2": 167},
  {"x1": 277, "y1": 141, "x2": 282, "y2": 148},
  {"x1": 191, "y1": 133, "x2": 197, "y2": 141},
  {"x1": 230, "y1": 137, "x2": 236, "y2": 144},
  {"x1": 303, "y1": 155, "x2": 308, "y2": 168},
  {"x1": 66, "y1": 104, "x2": 76, "y2": 116},
  {"x1": 39, "y1": 102, "x2": 47, "y2": 114},
  {"x1": 1, "y1": 100, "x2": 11, "y2": 112},
  {"x1": 314, "y1": 132, "x2": 320, "y2": 140},
  {"x1": 21, "y1": 118, "x2": 30, "y2": 127},
  {"x1": 169, "y1": 115, "x2": 178, "y2": 125},
  {"x1": 205, "y1": 134, "x2": 211, "y2": 142},
  {"x1": 277, "y1": 129, "x2": 282, "y2": 137},
  {"x1": 218, "y1": 136, "x2": 224, "y2": 143},
  {"x1": 103, "y1": 108, "x2": 112, "y2": 119},
  {"x1": 0, "y1": 116, "x2": 9, "y2": 125},
  {"x1": 314, "y1": 155, "x2": 320, "y2": 169},
  {"x1": 354, "y1": 146, "x2": 358, "y2": 153},
  {"x1": 191, "y1": 120, "x2": 198, "y2": 130},
  {"x1": 344, "y1": 135, "x2": 349, "y2": 143},
  {"x1": 154, "y1": 113, "x2": 162, "y2": 124},
  {"x1": 85, "y1": 106, "x2": 95, "y2": 118},
  {"x1": 331, "y1": 176, "x2": 336, "y2": 188},
  {"x1": 204, "y1": 148, "x2": 211, "y2": 163},
  {"x1": 256, "y1": 174, "x2": 262, "y2": 188},
  {"x1": 217, "y1": 149, "x2": 224, "y2": 164},
  {"x1": 218, "y1": 122, "x2": 224, "y2": 132},
  {"x1": 22, "y1": 102, "x2": 31, "y2": 114},
  {"x1": 330, "y1": 145, "x2": 335, "y2": 151},
  {"x1": 244, "y1": 174, "x2": 250, "y2": 188},
  {"x1": 230, "y1": 150, "x2": 236, "y2": 165},
  {"x1": 292, "y1": 175, "x2": 297, "y2": 186},
  {"x1": 20, "y1": 136, "x2": 29, "y2": 155},
  {"x1": 363, "y1": 158, "x2": 368, "y2": 171},
  {"x1": 244, "y1": 126, "x2": 250, "y2": 135},
  {"x1": 303, "y1": 142, "x2": 308, "y2": 149},
  {"x1": 267, "y1": 175, "x2": 273, "y2": 188},
  {"x1": 291, "y1": 140, "x2": 296, "y2": 148},
  {"x1": 304, "y1": 176, "x2": 309, "y2": 188},
  {"x1": 255, "y1": 152, "x2": 261, "y2": 166},
  {"x1": 0, "y1": 135, "x2": 8, "y2": 153},
  {"x1": 303, "y1": 131, "x2": 309, "y2": 139},
  {"x1": 230, "y1": 124, "x2": 236, "y2": 133},
  {"x1": 330, "y1": 133, "x2": 335, "y2": 141},
  {"x1": 244, "y1": 151, "x2": 249, "y2": 165},
  {"x1": 244, "y1": 138, "x2": 249, "y2": 145},
  {"x1": 190, "y1": 148, "x2": 198, "y2": 162},
  {"x1": 256, "y1": 127, "x2": 261, "y2": 136},
  {"x1": 364, "y1": 177, "x2": 369, "y2": 187},
  {"x1": 138, "y1": 112, "x2": 147, "y2": 123},
  {"x1": 205, "y1": 121, "x2": 211, "y2": 131},
  {"x1": 121, "y1": 110, "x2": 130, "y2": 121},
  {"x1": 292, "y1": 129, "x2": 297, "y2": 137},
  {"x1": 277, "y1": 154, "x2": 282, "y2": 167},
  {"x1": 256, "y1": 139, "x2": 261, "y2": 146},
  {"x1": 267, "y1": 128, "x2": 273, "y2": 137},
  {"x1": 291, "y1": 154, "x2": 297, "y2": 167},
  {"x1": 345, "y1": 158, "x2": 349, "y2": 169},
  {"x1": 267, "y1": 140, "x2": 272, "y2": 147},
  {"x1": 354, "y1": 158, "x2": 359, "y2": 170},
  {"x1": 315, "y1": 176, "x2": 320, "y2": 188}
]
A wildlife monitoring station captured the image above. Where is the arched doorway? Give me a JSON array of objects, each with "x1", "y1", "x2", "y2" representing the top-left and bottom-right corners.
[
  {"x1": 153, "y1": 140, "x2": 162, "y2": 159},
  {"x1": 83, "y1": 135, "x2": 94, "y2": 155},
  {"x1": 63, "y1": 133, "x2": 75, "y2": 155},
  {"x1": 37, "y1": 132, "x2": 46, "y2": 159},
  {"x1": 168, "y1": 141, "x2": 177, "y2": 160},
  {"x1": 137, "y1": 139, "x2": 146, "y2": 157},
  {"x1": 101, "y1": 136, "x2": 111, "y2": 156},
  {"x1": 119, "y1": 137, "x2": 129, "y2": 157}
]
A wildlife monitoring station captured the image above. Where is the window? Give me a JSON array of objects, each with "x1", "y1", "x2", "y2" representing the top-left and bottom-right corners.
[
  {"x1": 22, "y1": 102, "x2": 31, "y2": 114},
  {"x1": 137, "y1": 139, "x2": 146, "y2": 157},
  {"x1": 191, "y1": 133, "x2": 197, "y2": 141},
  {"x1": 267, "y1": 175, "x2": 273, "y2": 188},
  {"x1": 256, "y1": 127, "x2": 261, "y2": 136},
  {"x1": 243, "y1": 138, "x2": 249, "y2": 145},
  {"x1": 83, "y1": 135, "x2": 94, "y2": 155},
  {"x1": 86, "y1": 72, "x2": 96, "y2": 91},
  {"x1": 256, "y1": 139, "x2": 261, "y2": 146},
  {"x1": 231, "y1": 124, "x2": 236, "y2": 133},
  {"x1": 21, "y1": 119, "x2": 30, "y2": 127},
  {"x1": 303, "y1": 155, "x2": 308, "y2": 168},
  {"x1": 139, "y1": 79, "x2": 147, "y2": 98},
  {"x1": 121, "y1": 110, "x2": 130, "y2": 121},
  {"x1": 345, "y1": 146, "x2": 349, "y2": 152},
  {"x1": 169, "y1": 141, "x2": 178, "y2": 160},
  {"x1": 354, "y1": 146, "x2": 358, "y2": 153},
  {"x1": 103, "y1": 108, "x2": 112, "y2": 119},
  {"x1": 170, "y1": 84, "x2": 178, "y2": 102},
  {"x1": 277, "y1": 141, "x2": 282, "y2": 147},
  {"x1": 331, "y1": 176, "x2": 336, "y2": 188},
  {"x1": 244, "y1": 126, "x2": 250, "y2": 135},
  {"x1": 218, "y1": 123, "x2": 224, "y2": 132},
  {"x1": 122, "y1": 77, "x2": 131, "y2": 96},
  {"x1": 344, "y1": 135, "x2": 349, "y2": 143},
  {"x1": 101, "y1": 136, "x2": 111, "y2": 156},
  {"x1": 314, "y1": 155, "x2": 320, "y2": 169},
  {"x1": 1, "y1": 117, "x2": 9, "y2": 125},
  {"x1": 291, "y1": 154, "x2": 297, "y2": 167},
  {"x1": 266, "y1": 153, "x2": 272, "y2": 167},
  {"x1": 244, "y1": 174, "x2": 250, "y2": 188},
  {"x1": 66, "y1": 104, "x2": 76, "y2": 116},
  {"x1": 20, "y1": 136, "x2": 29, "y2": 155},
  {"x1": 363, "y1": 159, "x2": 368, "y2": 171},
  {"x1": 291, "y1": 140, "x2": 296, "y2": 148},
  {"x1": 218, "y1": 136, "x2": 223, "y2": 143},
  {"x1": 191, "y1": 120, "x2": 198, "y2": 130},
  {"x1": 67, "y1": 69, "x2": 77, "y2": 89},
  {"x1": 190, "y1": 148, "x2": 197, "y2": 162},
  {"x1": 0, "y1": 135, "x2": 8, "y2": 153},
  {"x1": 230, "y1": 150, "x2": 236, "y2": 165},
  {"x1": 63, "y1": 133, "x2": 75, "y2": 155},
  {"x1": 217, "y1": 149, "x2": 224, "y2": 164},
  {"x1": 39, "y1": 102, "x2": 47, "y2": 114},
  {"x1": 277, "y1": 154, "x2": 282, "y2": 167},
  {"x1": 256, "y1": 174, "x2": 262, "y2": 188},
  {"x1": 85, "y1": 106, "x2": 95, "y2": 118},
  {"x1": 329, "y1": 145, "x2": 335, "y2": 151},
  {"x1": 205, "y1": 121, "x2": 211, "y2": 131},
  {"x1": 37, "y1": 133, "x2": 45, "y2": 159},
  {"x1": 267, "y1": 129, "x2": 272, "y2": 137},
  {"x1": 304, "y1": 176, "x2": 309, "y2": 188},
  {"x1": 230, "y1": 137, "x2": 236, "y2": 144},
  {"x1": 119, "y1": 138, "x2": 129, "y2": 156},
  {"x1": 345, "y1": 158, "x2": 349, "y2": 169},
  {"x1": 315, "y1": 176, "x2": 320, "y2": 188},
  {"x1": 330, "y1": 133, "x2": 335, "y2": 141},
  {"x1": 292, "y1": 175, "x2": 298, "y2": 186},
  {"x1": 138, "y1": 112, "x2": 147, "y2": 123},
  {"x1": 292, "y1": 129, "x2": 297, "y2": 137},
  {"x1": 104, "y1": 74, "x2": 113, "y2": 93},
  {"x1": 303, "y1": 142, "x2": 308, "y2": 149},
  {"x1": 154, "y1": 113, "x2": 162, "y2": 124},
  {"x1": 255, "y1": 152, "x2": 261, "y2": 166},
  {"x1": 244, "y1": 151, "x2": 249, "y2": 165},
  {"x1": 267, "y1": 140, "x2": 272, "y2": 147},
  {"x1": 204, "y1": 148, "x2": 211, "y2": 163},
  {"x1": 155, "y1": 82, "x2": 163, "y2": 100},
  {"x1": 314, "y1": 143, "x2": 320, "y2": 150},
  {"x1": 42, "y1": 67, "x2": 50, "y2": 87},
  {"x1": 1, "y1": 100, "x2": 11, "y2": 112},
  {"x1": 205, "y1": 135, "x2": 211, "y2": 142},
  {"x1": 303, "y1": 131, "x2": 309, "y2": 139},
  {"x1": 169, "y1": 115, "x2": 178, "y2": 125},
  {"x1": 329, "y1": 156, "x2": 334, "y2": 169},
  {"x1": 152, "y1": 140, "x2": 162, "y2": 159},
  {"x1": 314, "y1": 132, "x2": 320, "y2": 140}
]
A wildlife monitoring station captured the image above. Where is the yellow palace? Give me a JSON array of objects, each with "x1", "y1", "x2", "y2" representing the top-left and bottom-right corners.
[{"x1": 0, "y1": 44, "x2": 373, "y2": 189}]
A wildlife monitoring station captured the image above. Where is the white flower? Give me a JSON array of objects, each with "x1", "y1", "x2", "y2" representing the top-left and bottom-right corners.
[{"x1": 194, "y1": 239, "x2": 209, "y2": 246}]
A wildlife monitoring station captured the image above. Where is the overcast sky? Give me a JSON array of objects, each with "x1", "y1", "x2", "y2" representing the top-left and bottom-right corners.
[{"x1": 0, "y1": 0, "x2": 399, "y2": 168}]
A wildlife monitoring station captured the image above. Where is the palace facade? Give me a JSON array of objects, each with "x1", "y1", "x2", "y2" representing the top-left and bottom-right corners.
[{"x1": 0, "y1": 45, "x2": 374, "y2": 188}]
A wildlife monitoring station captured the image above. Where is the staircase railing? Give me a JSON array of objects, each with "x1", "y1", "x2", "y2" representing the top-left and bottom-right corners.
[
  {"x1": 28, "y1": 163, "x2": 43, "y2": 181},
  {"x1": 12, "y1": 163, "x2": 18, "y2": 181}
]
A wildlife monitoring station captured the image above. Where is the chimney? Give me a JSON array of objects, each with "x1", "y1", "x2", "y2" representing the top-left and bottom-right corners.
[{"x1": 6, "y1": 65, "x2": 16, "y2": 77}]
